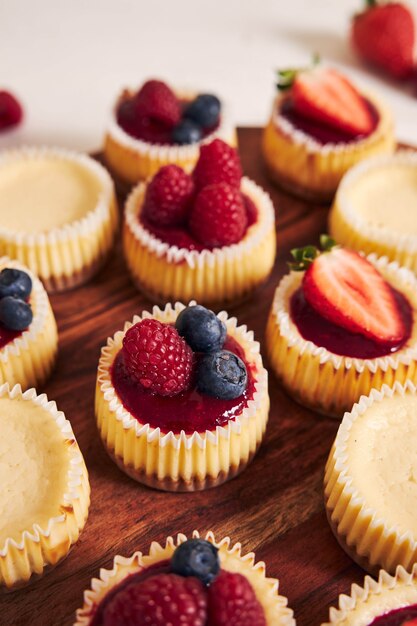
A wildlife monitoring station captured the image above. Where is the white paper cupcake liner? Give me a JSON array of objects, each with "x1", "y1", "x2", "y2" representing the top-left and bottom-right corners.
[
  {"x1": 0, "y1": 147, "x2": 118, "y2": 292},
  {"x1": 330, "y1": 151, "x2": 417, "y2": 273},
  {"x1": 74, "y1": 530, "x2": 295, "y2": 626},
  {"x1": 322, "y1": 564, "x2": 417, "y2": 626},
  {"x1": 95, "y1": 301, "x2": 269, "y2": 491},
  {"x1": 0, "y1": 383, "x2": 90, "y2": 589},
  {"x1": 123, "y1": 176, "x2": 276, "y2": 304},
  {"x1": 266, "y1": 253, "x2": 417, "y2": 417},
  {"x1": 324, "y1": 380, "x2": 417, "y2": 575}
]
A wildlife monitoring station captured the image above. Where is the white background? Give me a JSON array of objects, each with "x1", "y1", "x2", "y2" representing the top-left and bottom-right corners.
[{"x1": 1, "y1": 0, "x2": 417, "y2": 152}]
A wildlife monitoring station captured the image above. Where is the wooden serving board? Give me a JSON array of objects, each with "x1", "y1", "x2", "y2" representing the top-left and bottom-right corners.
[{"x1": 4, "y1": 128, "x2": 383, "y2": 626}]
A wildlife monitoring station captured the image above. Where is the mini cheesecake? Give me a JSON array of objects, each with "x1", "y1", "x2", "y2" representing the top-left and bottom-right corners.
[
  {"x1": 123, "y1": 140, "x2": 276, "y2": 305},
  {"x1": 74, "y1": 531, "x2": 295, "y2": 626},
  {"x1": 0, "y1": 147, "x2": 118, "y2": 291},
  {"x1": 0, "y1": 257, "x2": 57, "y2": 389},
  {"x1": 266, "y1": 240, "x2": 417, "y2": 417},
  {"x1": 95, "y1": 302, "x2": 269, "y2": 491},
  {"x1": 330, "y1": 152, "x2": 417, "y2": 274},
  {"x1": 322, "y1": 565, "x2": 417, "y2": 626},
  {"x1": 325, "y1": 381, "x2": 417, "y2": 575},
  {"x1": 104, "y1": 79, "x2": 237, "y2": 185},
  {"x1": 262, "y1": 65, "x2": 394, "y2": 202},
  {"x1": 0, "y1": 383, "x2": 90, "y2": 589}
]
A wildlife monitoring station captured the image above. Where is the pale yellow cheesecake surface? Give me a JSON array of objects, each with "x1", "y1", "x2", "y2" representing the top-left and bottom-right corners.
[
  {"x1": 0, "y1": 157, "x2": 102, "y2": 234},
  {"x1": 343, "y1": 393, "x2": 417, "y2": 539},
  {"x1": 0, "y1": 396, "x2": 70, "y2": 545},
  {"x1": 344, "y1": 163, "x2": 417, "y2": 236}
]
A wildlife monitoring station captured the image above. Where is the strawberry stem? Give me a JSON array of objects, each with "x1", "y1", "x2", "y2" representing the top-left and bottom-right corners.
[
  {"x1": 289, "y1": 235, "x2": 337, "y2": 271},
  {"x1": 276, "y1": 54, "x2": 321, "y2": 91},
  {"x1": 365, "y1": 0, "x2": 377, "y2": 7}
]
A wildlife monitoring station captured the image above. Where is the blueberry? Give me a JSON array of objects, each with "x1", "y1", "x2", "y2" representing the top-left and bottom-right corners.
[
  {"x1": 0, "y1": 268, "x2": 32, "y2": 300},
  {"x1": 171, "y1": 539, "x2": 220, "y2": 585},
  {"x1": 171, "y1": 119, "x2": 202, "y2": 145},
  {"x1": 197, "y1": 350, "x2": 247, "y2": 399},
  {"x1": 0, "y1": 296, "x2": 33, "y2": 331},
  {"x1": 175, "y1": 305, "x2": 226, "y2": 353},
  {"x1": 184, "y1": 94, "x2": 221, "y2": 129}
]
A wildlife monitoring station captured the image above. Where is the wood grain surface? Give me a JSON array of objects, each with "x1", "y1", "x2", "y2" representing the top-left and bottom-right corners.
[{"x1": 3, "y1": 128, "x2": 374, "y2": 626}]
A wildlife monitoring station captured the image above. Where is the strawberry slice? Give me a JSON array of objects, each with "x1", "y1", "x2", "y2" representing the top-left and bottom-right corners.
[
  {"x1": 302, "y1": 248, "x2": 406, "y2": 345},
  {"x1": 292, "y1": 68, "x2": 374, "y2": 137},
  {"x1": 403, "y1": 619, "x2": 417, "y2": 626}
]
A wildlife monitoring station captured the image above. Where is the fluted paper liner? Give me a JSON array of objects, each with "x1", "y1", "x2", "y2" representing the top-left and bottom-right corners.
[
  {"x1": 105, "y1": 88, "x2": 237, "y2": 184},
  {"x1": 74, "y1": 530, "x2": 295, "y2": 626},
  {"x1": 0, "y1": 383, "x2": 90, "y2": 589},
  {"x1": 324, "y1": 381, "x2": 417, "y2": 575},
  {"x1": 330, "y1": 151, "x2": 417, "y2": 274},
  {"x1": 95, "y1": 301, "x2": 269, "y2": 491},
  {"x1": 266, "y1": 254, "x2": 417, "y2": 418},
  {"x1": 0, "y1": 256, "x2": 57, "y2": 389},
  {"x1": 123, "y1": 176, "x2": 276, "y2": 305},
  {"x1": 262, "y1": 90, "x2": 395, "y2": 201},
  {"x1": 322, "y1": 564, "x2": 417, "y2": 625},
  {"x1": 0, "y1": 147, "x2": 118, "y2": 292}
]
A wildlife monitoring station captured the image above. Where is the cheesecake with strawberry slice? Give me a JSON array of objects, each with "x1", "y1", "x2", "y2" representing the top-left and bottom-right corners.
[
  {"x1": 262, "y1": 62, "x2": 395, "y2": 201},
  {"x1": 266, "y1": 236, "x2": 417, "y2": 417}
]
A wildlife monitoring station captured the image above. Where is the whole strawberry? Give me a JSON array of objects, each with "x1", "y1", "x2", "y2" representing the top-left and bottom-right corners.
[
  {"x1": 102, "y1": 573, "x2": 207, "y2": 626},
  {"x1": 143, "y1": 164, "x2": 194, "y2": 226},
  {"x1": 189, "y1": 182, "x2": 248, "y2": 247},
  {"x1": 208, "y1": 571, "x2": 267, "y2": 626},
  {"x1": 0, "y1": 91, "x2": 23, "y2": 132},
  {"x1": 193, "y1": 139, "x2": 242, "y2": 190},
  {"x1": 352, "y1": 0, "x2": 416, "y2": 79},
  {"x1": 122, "y1": 319, "x2": 194, "y2": 396},
  {"x1": 134, "y1": 79, "x2": 181, "y2": 127}
]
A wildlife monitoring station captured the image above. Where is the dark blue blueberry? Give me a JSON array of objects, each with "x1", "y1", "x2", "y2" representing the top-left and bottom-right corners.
[
  {"x1": 197, "y1": 350, "x2": 247, "y2": 399},
  {"x1": 0, "y1": 268, "x2": 32, "y2": 300},
  {"x1": 171, "y1": 119, "x2": 202, "y2": 145},
  {"x1": 0, "y1": 296, "x2": 33, "y2": 331},
  {"x1": 175, "y1": 305, "x2": 226, "y2": 353},
  {"x1": 171, "y1": 539, "x2": 220, "y2": 585},
  {"x1": 184, "y1": 94, "x2": 221, "y2": 129}
]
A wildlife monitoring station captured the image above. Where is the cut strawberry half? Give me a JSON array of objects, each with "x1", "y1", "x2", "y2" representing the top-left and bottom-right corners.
[
  {"x1": 292, "y1": 68, "x2": 374, "y2": 137},
  {"x1": 302, "y1": 248, "x2": 406, "y2": 345}
]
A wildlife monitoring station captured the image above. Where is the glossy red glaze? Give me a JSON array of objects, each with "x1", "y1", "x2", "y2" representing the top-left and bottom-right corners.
[
  {"x1": 290, "y1": 286, "x2": 412, "y2": 359},
  {"x1": 279, "y1": 96, "x2": 379, "y2": 145},
  {"x1": 111, "y1": 336, "x2": 256, "y2": 434},
  {"x1": 139, "y1": 193, "x2": 257, "y2": 251},
  {"x1": 368, "y1": 603, "x2": 417, "y2": 625},
  {"x1": 0, "y1": 325, "x2": 21, "y2": 350}
]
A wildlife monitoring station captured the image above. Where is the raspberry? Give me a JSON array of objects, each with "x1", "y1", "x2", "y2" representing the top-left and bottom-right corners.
[
  {"x1": 207, "y1": 571, "x2": 267, "y2": 626},
  {"x1": 193, "y1": 139, "x2": 242, "y2": 190},
  {"x1": 189, "y1": 183, "x2": 248, "y2": 247},
  {"x1": 0, "y1": 91, "x2": 23, "y2": 132},
  {"x1": 102, "y1": 573, "x2": 207, "y2": 626},
  {"x1": 134, "y1": 79, "x2": 181, "y2": 128},
  {"x1": 143, "y1": 165, "x2": 194, "y2": 226},
  {"x1": 122, "y1": 319, "x2": 193, "y2": 396}
]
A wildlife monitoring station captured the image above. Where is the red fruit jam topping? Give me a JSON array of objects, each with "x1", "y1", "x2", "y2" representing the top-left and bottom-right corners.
[
  {"x1": 0, "y1": 91, "x2": 23, "y2": 132},
  {"x1": 290, "y1": 286, "x2": 412, "y2": 359},
  {"x1": 279, "y1": 96, "x2": 379, "y2": 145},
  {"x1": 0, "y1": 326, "x2": 22, "y2": 350},
  {"x1": 368, "y1": 603, "x2": 417, "y2": 625},
  {"x1": 112, "y1": 335, "x2": 256, "y2": 434}
]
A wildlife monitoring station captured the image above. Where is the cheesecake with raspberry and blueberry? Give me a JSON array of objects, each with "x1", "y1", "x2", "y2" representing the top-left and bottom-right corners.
[
  {"x1": 322, "y1": 565, "x2": 417, "y2": 626},
  {"x1": 262, "y1": 62, "x2": 394, "y2": 202},
  {"x1": 75, "y1": 532, "x2": 295, "y2": 626},
  {"x1": 123, "y1": 138, "x2": 276, "y2": 305},
  {"x1": 95, "y1": 302, "x2": 269, "y2": 491},
  {"x1": 266, "y1": 236, "x2": 417, "y2": 417},
  {"x1": 0, "y1": 258, "x2": 57, "y2": 389},
  {"x1": 104, "y1": 78, "x2": 237, "y2": 185}
]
